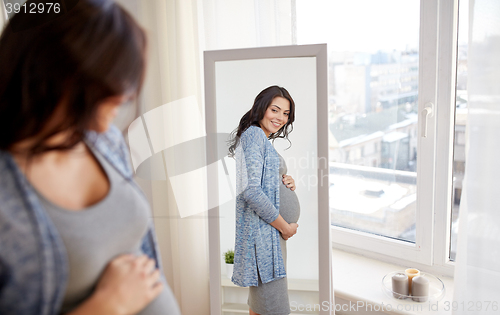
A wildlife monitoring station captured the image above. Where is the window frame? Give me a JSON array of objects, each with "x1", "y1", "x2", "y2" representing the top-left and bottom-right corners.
[{"x1": 330, "y1": 0, "x2": 459, "y2": 276}]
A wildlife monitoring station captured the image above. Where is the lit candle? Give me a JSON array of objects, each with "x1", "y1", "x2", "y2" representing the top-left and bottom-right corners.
[
  {"x1": 391, "y1": 273, "x2": 409, "y2": 299},
  {"x1": 412, "y1": 275, "x2": 430, "y2": 302},
  {"x1": 405, "y1": 268, "x2": 420, "y2": 295}
]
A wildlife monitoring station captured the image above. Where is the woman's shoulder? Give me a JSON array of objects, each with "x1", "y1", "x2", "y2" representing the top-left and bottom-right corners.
[
  {"x1": 85, "y1": 124, "x2": 123, "y2": 147},
  {"x1": 85, "y1": 125, "x2": 133, "y2": 178},
  {"x1": 241, "y1": 125, "x2": 267, "y2": 142}
]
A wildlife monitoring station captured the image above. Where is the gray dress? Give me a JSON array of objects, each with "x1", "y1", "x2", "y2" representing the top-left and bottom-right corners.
[
  {"x1": 35, "y1": 142, "x2": 181, "y2": 315},
  {"x1": 248, "y1": 153, "x2": 300, "y2": 315}
]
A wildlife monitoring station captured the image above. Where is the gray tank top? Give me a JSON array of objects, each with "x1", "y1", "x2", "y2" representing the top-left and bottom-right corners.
[
  {"x1": 36, "y1": 142, "x2": 180, "y2": 315},
  {"x1": 278, "y1": 153, "x2": 300, "y2": 224}
]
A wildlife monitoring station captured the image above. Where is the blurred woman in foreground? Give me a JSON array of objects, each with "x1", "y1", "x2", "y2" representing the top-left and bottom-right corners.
[{"x1": 0, "y1": 0, "x2": 180, "y2": 314}]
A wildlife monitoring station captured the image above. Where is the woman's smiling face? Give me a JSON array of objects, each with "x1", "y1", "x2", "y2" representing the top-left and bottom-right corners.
[{"x1": 259, "y1": 96, "x2": 290, "y2": 137}]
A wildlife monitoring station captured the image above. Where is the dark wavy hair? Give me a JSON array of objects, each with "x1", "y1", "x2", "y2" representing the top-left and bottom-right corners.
[
  {"x1": 0, "y1": 0, "x2": 147, "y2": 155},
  {"x1": 227, "y1": 85, "x2": 295, "y2": 158}
]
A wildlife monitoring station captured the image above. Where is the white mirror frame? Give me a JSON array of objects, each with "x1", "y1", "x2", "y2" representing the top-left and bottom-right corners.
[{"x1": 204, "y1": 44, "x2": 332, "y2": 315}]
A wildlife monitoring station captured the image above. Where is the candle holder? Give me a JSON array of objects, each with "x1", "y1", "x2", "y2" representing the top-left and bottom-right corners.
[{"x1": 382, "y1": 271, "x2": 445, "y2": 302}]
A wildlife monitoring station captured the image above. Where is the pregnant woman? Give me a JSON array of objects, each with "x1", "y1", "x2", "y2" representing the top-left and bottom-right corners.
[
  {"x1": 228, "y1": 86, "x2": 300, "y2": 315},
  {"x1": 0, "y1": 1, "x2": 180, "y2": 314}
]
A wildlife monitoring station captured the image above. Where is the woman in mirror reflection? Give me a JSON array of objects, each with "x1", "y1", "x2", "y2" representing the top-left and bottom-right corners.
[
  {"x1": 228, "y1": 86, "x2": 301, "y2": 315},
  {"x1": 0, "y1": 1, "x2": 181, "y2": 314}
]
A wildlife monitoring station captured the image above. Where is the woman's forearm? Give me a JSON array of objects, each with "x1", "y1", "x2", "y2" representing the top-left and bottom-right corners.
[
  {"x1": 243, "y1": 186, "x2": 280, "y2": 223},
  {"x1": 269, "y1": 214, "x2": 291, "y2": 235},
  {"x1": 270, "y1": 215, "x2": 299, "y2": 240}
]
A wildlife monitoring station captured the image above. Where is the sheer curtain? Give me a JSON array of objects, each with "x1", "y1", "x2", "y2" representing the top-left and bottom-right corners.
[
  {"x1": 0, "y1": 1, "x2": 7, "y2": 31},
  {"x1": 119, "y1": 0, "x2": 295, "y2": 314},
  {"x1": 121, "y1": 1, "x2": 209, "y2": 315},
  {"x1": 453, "y1": 0, "x2": 500, "y2": 314},
  {"x1": 200, "y1": 0, "x2": 295, "y2": 50}
]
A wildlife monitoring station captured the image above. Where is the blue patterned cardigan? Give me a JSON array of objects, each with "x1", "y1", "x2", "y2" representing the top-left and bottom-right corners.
[
  {"x1": 0, "y1": 125, "x2": 163, "y2": 315},
  {"x1": 231, "y1": 125, "x2": 286, "y2": 287}
]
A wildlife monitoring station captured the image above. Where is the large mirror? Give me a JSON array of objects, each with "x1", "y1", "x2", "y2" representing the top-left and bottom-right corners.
[{"x1": 205, "y1": 44, "x2": 332, "y2": 315}]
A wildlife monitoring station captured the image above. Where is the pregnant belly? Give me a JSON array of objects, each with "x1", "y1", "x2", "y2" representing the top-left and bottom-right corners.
[{"x1": 279, "y1": 184, "x2": 300, "y2": 224}]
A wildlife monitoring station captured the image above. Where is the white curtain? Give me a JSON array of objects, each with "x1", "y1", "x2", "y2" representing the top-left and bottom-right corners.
[
  {"x1": 200, "y1": 0, "x2": 295, "y2": 50},
  {"x1": 453, "y1": 0, "x2": 500, "y2": 314},
  {"x1": 129, "y1": 1, "x2": 209, "y2": 315},
  {"x1": 117, "y1": 0, "x2": 295, "y2": 314}
]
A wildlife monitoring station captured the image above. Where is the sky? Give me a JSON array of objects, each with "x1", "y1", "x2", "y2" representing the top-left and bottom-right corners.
[
  {"x1": 296, "y1": 0, "x2": 421, "y2": 53},
  {"x1": 295, "y1": 0, "x2": 471, "y2": 52}
]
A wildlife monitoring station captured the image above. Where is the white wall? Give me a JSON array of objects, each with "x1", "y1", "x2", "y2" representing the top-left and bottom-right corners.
[{"x1": 215, "y1": 57, "x2": 319, "y2": 281}]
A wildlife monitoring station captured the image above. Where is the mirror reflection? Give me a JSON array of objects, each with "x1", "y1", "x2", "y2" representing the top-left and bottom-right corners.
[{"x1": 214, "y1": 57, "x2": 319, "y2": 313}]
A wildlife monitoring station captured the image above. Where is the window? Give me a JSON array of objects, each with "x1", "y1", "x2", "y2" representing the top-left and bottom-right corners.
[{"x1": 297, "y1": 0, "x2": 460, "y2": 273}]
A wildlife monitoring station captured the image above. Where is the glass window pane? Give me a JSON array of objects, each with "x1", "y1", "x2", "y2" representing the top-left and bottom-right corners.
[
  {"x1": 297, "y1": 0, "x2": 420, "y2": 242},
  {"x1": 450, "y1": 0, "x2": 469, "y2": 261}
]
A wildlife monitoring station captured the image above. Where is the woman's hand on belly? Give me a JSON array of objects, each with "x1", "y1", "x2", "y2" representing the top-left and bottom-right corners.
[
  {"x1": 281, "y1": 222, "x2": 299, "y2": 240},
  {"x1": 270, "y1": 216, "x2": 299, "y2": 240},
  {"x1": 282, "y1": 174, "x2": 296, "y2": 191},
  {"x1": 71, "y1": 254, "x2": 164, "y2": 315}
]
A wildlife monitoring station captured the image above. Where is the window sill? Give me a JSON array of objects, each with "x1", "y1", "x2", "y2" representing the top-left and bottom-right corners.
[{"x1": 332, "y1": 249, "x2": 455, "y2": 315}]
